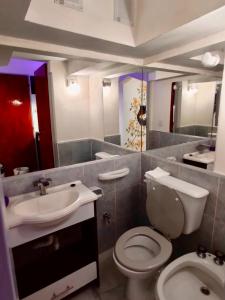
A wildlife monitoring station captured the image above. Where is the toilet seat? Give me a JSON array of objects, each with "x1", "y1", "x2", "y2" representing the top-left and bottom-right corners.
[{"x1": 114, "y1": 226, "x2": 172, "y2": 272}]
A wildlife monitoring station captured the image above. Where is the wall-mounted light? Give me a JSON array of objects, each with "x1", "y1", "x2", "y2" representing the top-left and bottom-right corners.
[
  {"x1": 66, "y1": 76, "x2": 80, "y2": 94},
  {"x1": 201, "y1": 51, "x2": 221, "y2": 68},
  {"x1": 103, "y1": 79, "x2": 111, "y2": 87},
  {"x1": 103, "y1": 79, "x2": 111, "y2": 96},
  {"x1": 187, "y1": 83, "x2": 198, "y2": 95},
  {"x1": 11, "y1": 99, "x2": 23, "y2": 106}
]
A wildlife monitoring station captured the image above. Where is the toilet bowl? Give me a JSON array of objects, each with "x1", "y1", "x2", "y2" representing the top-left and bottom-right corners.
[
  {"x1": 156, "y1": 252, "x2": 225, "y2": 300},
  {"x1": 113, "y1": 226, "x2": 172, "y2": 300},
  {"x1": 113, "y1": 168, "x2": 209, "y2": 300}
]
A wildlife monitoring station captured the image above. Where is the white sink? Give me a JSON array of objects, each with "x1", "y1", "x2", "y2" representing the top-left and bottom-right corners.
[
  {"x1": 156, "y1": 252, "x2": 225, "y2": 300},
  {"x1": 7, "y1": 181, "x2": 99, "y2": 228},
  {"x1": 183, "y1": 151, "x2": 215, "y2": 164}
]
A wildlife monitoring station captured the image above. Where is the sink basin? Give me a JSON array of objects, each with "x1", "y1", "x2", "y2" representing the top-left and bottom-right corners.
[
  {"x1": 183, "y1": 151, "x2": 215, "y2": 164},
  {"x1": 183, "y1": 151, "x2": 215, "y2": 170},
  {"x1": 156, "y1": 252, "x2": 225, "y2": 300},
  {"x1": 7, "y1": 181, "x2": 99, "y2": 228}
]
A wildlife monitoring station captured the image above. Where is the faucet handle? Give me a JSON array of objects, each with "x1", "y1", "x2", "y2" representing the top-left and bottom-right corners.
[
  {"x1": 33, "y1": 178, "x2": 52, "y2": 187},
  {"x1": 196, "y1": 245, "x2": 207, "y2": 258},
  {"x1": 214, "y1": 251, "x2": 225, "y2": 265},
  {"x1": 33, "y1": 180, "x2": 41, "y2": 187},
  {"x1": 42, "y1": 178, "x2": 52, "y2": 186}
]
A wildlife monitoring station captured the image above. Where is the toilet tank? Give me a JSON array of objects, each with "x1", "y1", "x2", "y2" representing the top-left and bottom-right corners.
[
  {"x1": 95, "y1": 152, "x2": 119, "y2": 160},
  {"x1": 147, "y1": 176, "x2": 209, "y2": 235}
]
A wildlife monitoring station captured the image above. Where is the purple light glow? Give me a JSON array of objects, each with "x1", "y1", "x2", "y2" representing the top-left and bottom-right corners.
[
  {"x1": 119, "y1": 72, "x2": 149, "y2": 82},
  {"x1": 0, "y1": 58, "x2": 45, "y2": 76}
]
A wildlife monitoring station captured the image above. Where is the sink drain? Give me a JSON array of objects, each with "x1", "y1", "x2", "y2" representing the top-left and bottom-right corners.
[{"x1": 200, "y1": 286, "x2": 210, "y2": 296}]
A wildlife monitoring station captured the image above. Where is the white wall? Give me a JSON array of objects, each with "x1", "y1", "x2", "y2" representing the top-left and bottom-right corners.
[
  {"x1": 179, "y1": 81, "x2": 216, "y2": 127},
  {"x1": 89, "y1": 75, "x2": 104, "y2": 139},
  {"x1": 150, "y1": 78, "x2": 173, "y2": 132},
  {"x1": 103, "y1": 78, "x2": 119, "y2": 136},
  {"x1": 49, "y1": 61, "x2": 90, "y2": 142},
  {"x1": 195, "y1": 82, "x2": 216, "y2": 125},
  {"x1": 134, "y1": 0, "x2": 225, "y2": 45},
  {"x1": 179, "y1": 81, "x2": 196, "y2": 127},
  {"x1": 150, "y1": 79, "x2": 217, "y2": 132}
]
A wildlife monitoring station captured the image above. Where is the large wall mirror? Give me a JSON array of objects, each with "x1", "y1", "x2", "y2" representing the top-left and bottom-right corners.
[
  {"x1": 147, "y1": 53, "x2": 223, "y2": 150},
  {"x1": 172, "y1": 80, "x2": 221, "y2": 138},
  {"x1": 0, "y1": 52, "x2": 148, "y2": 177}
]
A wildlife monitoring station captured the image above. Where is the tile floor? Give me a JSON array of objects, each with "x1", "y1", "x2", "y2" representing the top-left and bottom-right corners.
[
  {"x1": 67, "y1": 248, "x2": 156, "y2": 300},
  {"x1": 67, "y1": 249, "x2": 127, "y2": 300}
]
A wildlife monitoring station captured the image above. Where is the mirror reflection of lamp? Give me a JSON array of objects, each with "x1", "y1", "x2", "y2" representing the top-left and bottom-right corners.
[
  {"x1": 66, "y1": 76, "x2": 80, "y2": 94},
  {"x1": 102, "y1": 79, "x2": 111, "y2": 96},
  {"x1": 187, "y1": 83, "x2": 198, "y2": 95},
  {"x1": 201, "y1": 51, "x2": 221, "y2": 68},
  {"x1": 11, "y1": 99, "x2": 23, "y2": 106}
]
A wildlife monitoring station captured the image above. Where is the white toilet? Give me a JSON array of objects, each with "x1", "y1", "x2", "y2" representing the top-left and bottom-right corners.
[{"x1": 113, "y1": 172, "x2": 209, "y2": 300}]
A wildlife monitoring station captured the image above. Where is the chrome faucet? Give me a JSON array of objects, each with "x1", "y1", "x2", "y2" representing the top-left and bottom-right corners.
[{"x1": 33, "y1": 178, "x2": 52, "y2": 196}]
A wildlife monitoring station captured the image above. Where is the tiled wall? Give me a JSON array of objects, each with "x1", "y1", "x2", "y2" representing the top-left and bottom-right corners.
[
  {"x1": 149, "y1": 140, "x2": 207, "y2": 162},
  {"x1": 92, "y1": 139, "x2": 134, "y2": 157},
  {"x1": 104, "y1": 135, "x2": 121, "y2": 146},
  {"x1": 2, "y1": 152, "x2": 142, "y2": 254},
  {"x1": 147, "y1": 130, "x2": 202, "y2": 150},
  {"x1": 57, "y1": 139, "x2": 92, "y2": 166},
  {"x1": 57, "y1": 138, "x2": 133, "y2": 167},
  {"x1": 175, "y1": 125, "x2": 217, "y2": 137},
  {"x1": 141, "y1": 150, "x2": 225, "y2": 255},
  {"x1": 2, "y1": 137, "x2": 225, "y2": 257}
]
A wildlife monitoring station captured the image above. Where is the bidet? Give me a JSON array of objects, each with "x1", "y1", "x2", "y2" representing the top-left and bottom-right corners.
[{"x1": 156, "y1": 252, "x2": 225, "y2": 300}]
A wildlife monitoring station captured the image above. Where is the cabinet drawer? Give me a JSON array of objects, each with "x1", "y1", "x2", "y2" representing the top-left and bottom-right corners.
[{"x1": 22, "y1": 262, "x2": 97, "y2": 300}]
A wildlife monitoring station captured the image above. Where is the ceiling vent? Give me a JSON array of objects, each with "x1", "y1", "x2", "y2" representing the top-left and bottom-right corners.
[
  {"x1": 54, "y1": 0, "x2": 83, "y2": 11},
  {"x1": 114, "y1": 0, "x2": 136, "y2": 26}
]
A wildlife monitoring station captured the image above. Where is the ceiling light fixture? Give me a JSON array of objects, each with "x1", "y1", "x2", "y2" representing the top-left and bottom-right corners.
[{"x1": 201, "y1": 51, "x2": 221, "y2": 68}]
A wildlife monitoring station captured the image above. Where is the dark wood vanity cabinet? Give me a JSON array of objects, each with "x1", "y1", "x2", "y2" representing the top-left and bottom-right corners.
[{"x1": 12, "y1": 217, "x2": 99, "y2": 299}]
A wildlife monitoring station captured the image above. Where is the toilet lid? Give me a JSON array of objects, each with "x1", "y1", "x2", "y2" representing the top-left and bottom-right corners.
[{"x1": 147, "y1": 181, "x2": 184, "y2": 239}]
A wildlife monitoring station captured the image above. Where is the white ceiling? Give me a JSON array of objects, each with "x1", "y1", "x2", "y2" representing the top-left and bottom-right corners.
[
  {"x1": 0, "y1": 0, "x2": 225, "y2": 75},
  {"x1": 0, "y1": 0, "x2": 225, "y2": 58}
]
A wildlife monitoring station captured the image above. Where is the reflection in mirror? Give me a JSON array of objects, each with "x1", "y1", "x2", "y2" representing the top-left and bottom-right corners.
[
  {"x1": 0, "y1": 53, "x2": 149, "y2": 177},
  {"x1": 0, "y1": 58, "x2": 55, "y2": 177},
  {"x1": 147, "y1": 68, "x2": 223, "y2": 152},
  {"x1": 103, "y1": 68, "x2": 148, "y2": 151},
  {"x1": 172, "y1": 81, "x2": 221, "y2": 138}
]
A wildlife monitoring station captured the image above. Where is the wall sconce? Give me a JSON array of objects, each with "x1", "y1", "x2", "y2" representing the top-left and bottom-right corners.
[
  {"x1": 103, "y1": 79, "x2": 111, "y2": 96},
  {"x1": 11, "y1": 99, "x2": 23, "y2": 106},
  {"x1": 66, "y1": 76, "x2": 80, "y2": 94},
  {"x1": 103, "y1": 79, "x2": 111, "y2": 87},
  {"x1": 187, "y1": 83, "x2": 198, "y2": 95}
]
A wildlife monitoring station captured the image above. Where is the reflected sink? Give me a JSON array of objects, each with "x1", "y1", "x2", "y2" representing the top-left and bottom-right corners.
[
  {"x1": 183, "y1": 151, "x2": 215, "y2": 169},
  {"x1": 7, "y1": 181, "x2": 99, "y2": 228}
]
